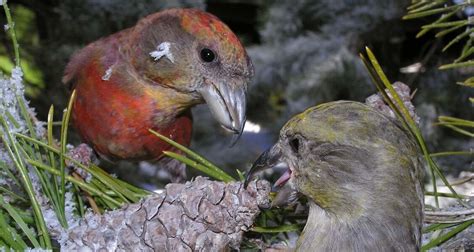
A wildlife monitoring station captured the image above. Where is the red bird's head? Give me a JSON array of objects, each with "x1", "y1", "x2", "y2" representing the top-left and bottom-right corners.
[{"x1": 127, "y1": 8, "x2": 254, "y2": 135}]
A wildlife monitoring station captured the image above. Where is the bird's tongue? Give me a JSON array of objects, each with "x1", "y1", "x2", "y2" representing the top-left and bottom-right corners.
[{"x1": 274, "y1": 169, "x2": 292, "y2": 187}]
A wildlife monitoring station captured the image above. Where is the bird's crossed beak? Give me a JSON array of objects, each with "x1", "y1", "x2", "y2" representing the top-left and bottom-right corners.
[
  {"x1": 199, "y1": 80, "x2": 246, "y2": 140},
  {"x1": 244, "y1": 144, "x2": 299, "y2": 207},
  {"x1": 244, "y1": 144, "x2": 291, "y2": 187},
  {"x1": 244, "y1": 144, "x2": 286, "y2": 188}
]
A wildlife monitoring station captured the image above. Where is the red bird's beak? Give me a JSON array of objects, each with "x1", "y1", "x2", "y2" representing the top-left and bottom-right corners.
[{"x1": 199, "y1": 81, "x2": 246, "y2": 136}]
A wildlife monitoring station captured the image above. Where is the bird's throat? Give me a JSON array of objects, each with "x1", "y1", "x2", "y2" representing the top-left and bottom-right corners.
[
  {"x1": 297, "y1": 201, "x2": 416, "y2": 251},
  {"x1": 297, "y1": 203, "x2": 367, "y2": 251}
]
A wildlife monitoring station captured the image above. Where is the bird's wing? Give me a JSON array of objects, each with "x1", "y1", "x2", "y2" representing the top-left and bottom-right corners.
[{"x1": 62, "y1": 29, "x2": 131, "y2": 90}]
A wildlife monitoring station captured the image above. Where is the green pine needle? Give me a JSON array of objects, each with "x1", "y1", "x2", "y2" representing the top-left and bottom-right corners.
[{"x1": 149, "y1": 129, "x2": 235, "y2": 182}]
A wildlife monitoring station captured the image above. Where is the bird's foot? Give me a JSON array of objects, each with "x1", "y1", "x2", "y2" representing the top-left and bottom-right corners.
[
  {"x1": 156, "y1": 156, "x2": 187, "y2": 183},
  {"x1": 365, "y1": 81, "x2": 420, "y2": 125}
]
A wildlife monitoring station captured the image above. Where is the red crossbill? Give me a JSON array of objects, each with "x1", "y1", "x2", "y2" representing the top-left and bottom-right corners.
[
  {"x1": 246, "y1": 101, "x2": 424, "y2": 251},
  {"x1": 63, "y1": 8, "x2": 253, "y2": 163}
]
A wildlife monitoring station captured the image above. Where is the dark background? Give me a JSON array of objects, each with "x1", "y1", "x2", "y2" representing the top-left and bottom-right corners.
[{"x1": 0, "y1": 0, "x2": 471, "y2": 186}]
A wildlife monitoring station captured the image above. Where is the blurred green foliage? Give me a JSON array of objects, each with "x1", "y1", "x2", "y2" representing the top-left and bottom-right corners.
[{"x1": 0, "y1": 5, "x2": 43, "y2": 96}]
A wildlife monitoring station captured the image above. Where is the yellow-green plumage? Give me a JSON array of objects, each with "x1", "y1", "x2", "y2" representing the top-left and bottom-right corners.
[{"x1": 246, "y1": 101, "x2": 424, "y2": 251}]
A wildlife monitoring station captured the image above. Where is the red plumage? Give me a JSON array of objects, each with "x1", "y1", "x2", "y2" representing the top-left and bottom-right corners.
[{"x1": 63, "y1": 8, "x2": 253, "y2": 163}]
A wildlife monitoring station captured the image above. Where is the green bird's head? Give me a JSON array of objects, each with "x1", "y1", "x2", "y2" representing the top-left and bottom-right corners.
[{"x1": 246, "y1": 101, "x2": 424, "y2": 250}]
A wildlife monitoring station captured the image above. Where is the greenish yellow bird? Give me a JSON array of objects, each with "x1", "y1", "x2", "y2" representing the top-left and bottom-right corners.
[{"x1": 246, "y1": 101, "x2": 424, "y2": 251}]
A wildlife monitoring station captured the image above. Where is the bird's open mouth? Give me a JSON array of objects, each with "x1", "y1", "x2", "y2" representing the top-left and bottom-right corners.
[
  {"x1": 244, "y1": 146, "x2": 300, "y2": 207},
  {"x1": 274, "y1": 165, "x2": 292, "y2": 188}
]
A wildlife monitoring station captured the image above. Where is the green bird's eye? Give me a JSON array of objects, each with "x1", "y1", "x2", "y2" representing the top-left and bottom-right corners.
[
  {"x1": 200, "y1": 48, "x2": 216, "y2": 62},
  {"x1": 289, "y1": 138, "x2": 300, "y2": 154}
]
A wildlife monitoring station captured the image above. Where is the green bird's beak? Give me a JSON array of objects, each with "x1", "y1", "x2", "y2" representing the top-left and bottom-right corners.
[
  {"x1": 244, "y1": 144, "x2": 282, "y2": 188},
  {"x1": 244, "y1": 143, "x2": 299, "y2": 207}
]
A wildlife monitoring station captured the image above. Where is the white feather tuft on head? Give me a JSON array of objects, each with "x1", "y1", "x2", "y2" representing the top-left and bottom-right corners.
[{"x1": 149, "y1": 42, "x2": 174, "y2": 63}]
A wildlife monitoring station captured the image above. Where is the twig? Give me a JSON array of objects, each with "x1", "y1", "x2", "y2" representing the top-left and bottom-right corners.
[
  {"x1": 71, "y1": 172, "x2": 100, "y2": 214},
  {"x1": 426, "y1": 208, "x2": 474, "y2": 216}
]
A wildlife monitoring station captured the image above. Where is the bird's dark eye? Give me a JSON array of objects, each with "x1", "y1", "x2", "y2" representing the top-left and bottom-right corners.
[
  {"x1": 289, "y1": 138, "x2": 300, "y2": 154},
  {"x1": 200, "y1": 48, "x2": 216, "y2": 62}
]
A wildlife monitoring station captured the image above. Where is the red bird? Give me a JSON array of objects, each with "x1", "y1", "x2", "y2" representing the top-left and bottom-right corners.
[{"x1": 63, "y1": 9, "x2": 253, "y2": 166}]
